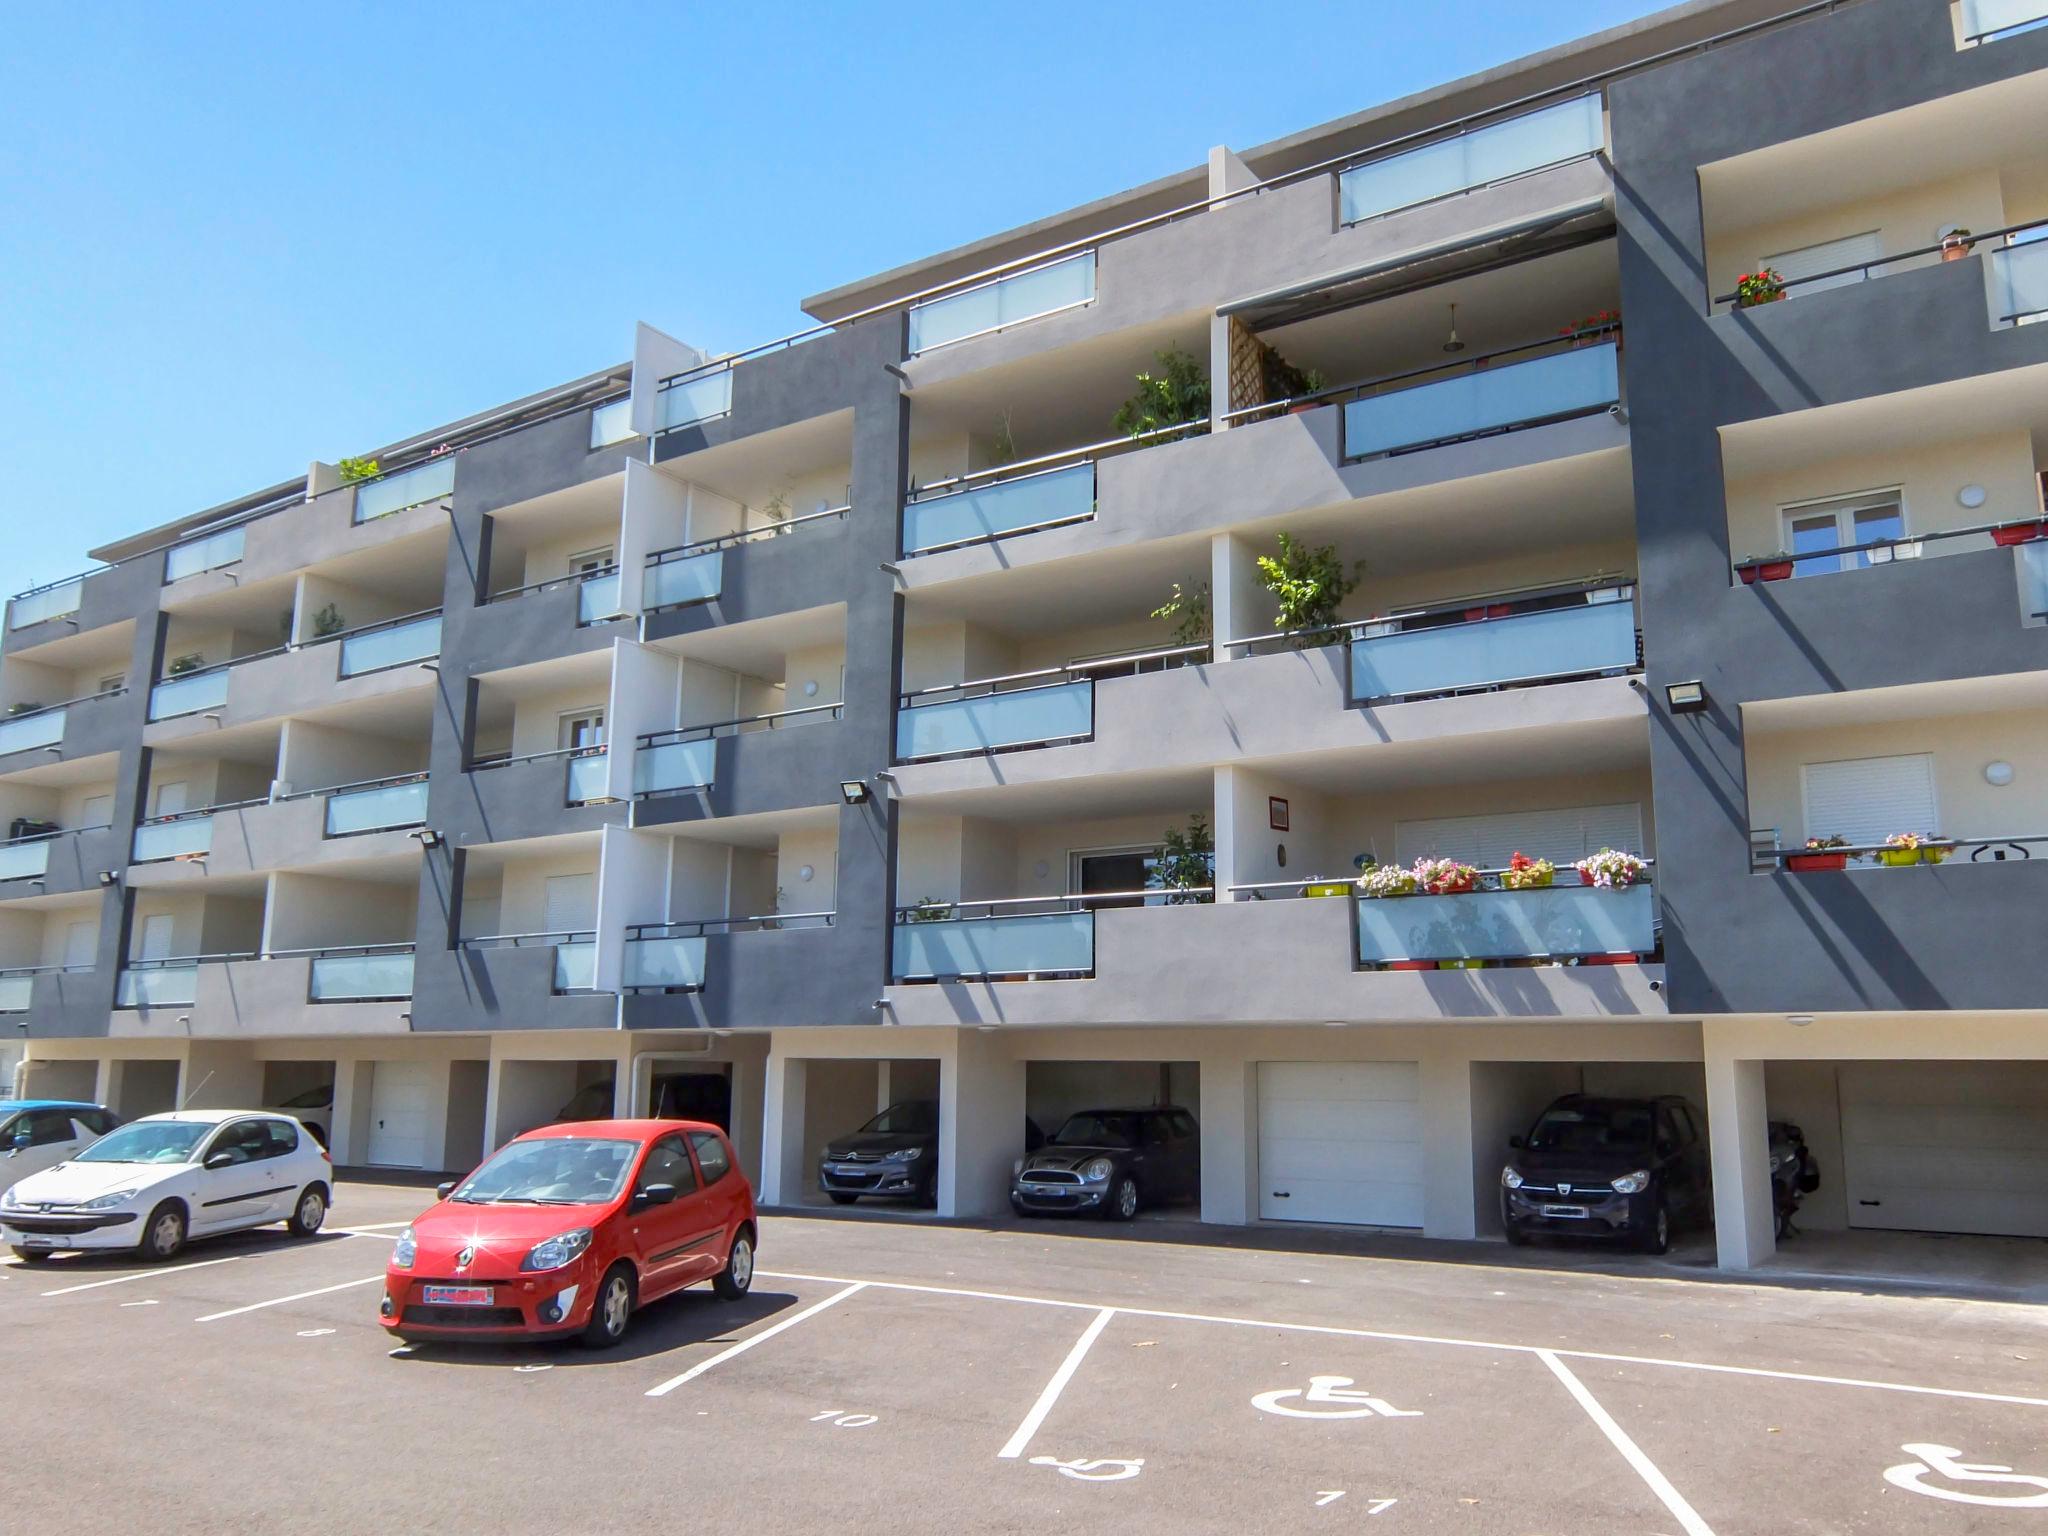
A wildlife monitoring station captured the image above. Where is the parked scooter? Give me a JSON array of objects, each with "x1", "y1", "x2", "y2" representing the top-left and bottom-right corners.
[{"x1": 1768, "y1": 1119, "x2": 1820, "y2": 1239}]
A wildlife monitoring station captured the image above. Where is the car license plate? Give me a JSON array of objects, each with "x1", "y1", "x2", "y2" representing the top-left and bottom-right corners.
[
  {"x1": 21, "y1": 1236, "x2": 55, "y2": 1248},
  {"x1": 1541, "y1": 1204, "x2": 1590, "y2": 1219},
  {"x1": 422, "y1": 1285, "x2": 493, "y2": 1306}
]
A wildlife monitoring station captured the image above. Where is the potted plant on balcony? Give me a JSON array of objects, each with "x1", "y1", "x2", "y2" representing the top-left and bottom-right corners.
[
  {"x1": 907, "y1": 898, "x2": 954, "y2": 923},
  {"x1": 1501, "y1": 851, "x2": 1555, "y2": 890},
  {"x1": 1990, "y1": 518, "x2": 2047, "y2": 547},
  {"x1": 1733, "y1": 268, "x2": 1786, "y2": 308},
  {"x1": 166, "y1": 655, "x2": 201, "y2": 678},
  {"x1": 1413, "y1": 856, "x2": 1480, "y2": 895},
  {"x1": 1736, "y1": 549, "x2": 1795, "y2": 584},
  {"x1": 336, "y1": 456, "x2": 380, "y2": 482},
  {"x1": 1149, "y1": 580, "x2": 1211, "y2": 645},
  {"x1": 1786, "y1": 834, "x2": 1849, "y2": 872},
  {"x1": 1558, "y1": 309, "x2": 1622, "y2": 346},
  {"x1": 1148, "y1": 815, "x2": 1215, "y2": 905},
  {"x1": 1574, "y1": 848, "x2": 1647, "y2": 888},
  {"x1": 1941, "y1": 228, "x2": 1975, "y2": 262},
  {"x1": 1878, "y1": 832, "x2": 1926, "y2": 867},
  {"x1": 1257, "y1": 532, "x2": 1364, "y2": 649},
  {"x1": 1359, "y1": 863, "x2": 1417, "y2": 898},
  {"x1": 1111, "y1": 347, "x2": 1210, "y2": 443}
]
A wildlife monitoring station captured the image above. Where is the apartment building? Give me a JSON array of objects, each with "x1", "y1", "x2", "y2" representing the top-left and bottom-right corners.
[{"x1": 7, "y1": 0, "x2": 2046, "y2": 1272}]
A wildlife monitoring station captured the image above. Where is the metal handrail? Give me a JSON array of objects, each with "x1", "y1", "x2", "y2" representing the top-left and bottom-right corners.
[
  {"x1": 1230, "y1": 858, "x2": 1656, "y2": 900},
  {"x1": 469, "y1": 743, "x2": 606, "y2": 772},
  {"x1": 263, "y1": 941, "x2": 417, "y2": 960},
  {"x1": 638, "y1": 701, "x2": 843, "y2": 745},
  {"x1": 899, "y1": 642, "x2": 1210, "y2": 705},
  {"x1": 1766, "y1": 836, "x2": 2044, "y2": 860},
  {"x1": 629, "y1": 911, "x2": 837, "y2": 937},
  {"x1": 1732, "y1": 518, "x2": 2044, "y2": 569},
  {"x1": 1225, "y1": 579, "x2": 1637, "y2": 658},
  {"x1": 0, "y1": 821, "x2": 115, "y2": 845},
  {"x1": 1, "y1": 684, "x2": 128, "y2": 722},
  {"x1": 279, "y1": 769, "x2": 430, "y2": 803},
  {"x1": 0, "y1": 962, "x2": 94, "y2": 978},
  {"x1": 1221, "y1": 323, "x2": 1621, "y2": 428},
  {"x1": 908, "y1": 419, "x2": 1209, "y2": 502},
  {"x1": 136, "y1": 796, "x2": 267, "y2": 827},
  {"x1": 1714, "y1": 216, "x2": 2048, "y2": 305},
  {"x1": 298, "y1": 605, "x2": 445, "y2": 650},
  {"x1": 488, "y1": 566, "x2": 618, "y2": 604},
  {"x1": 460, "y1": 929, "x2": 596, "y2": 949},
  {"x1": 121, "y1": 951, "x2": 257, "y2": 969},
  {"x1": 896, "y1": 888, "x2": 1212, "y2": 918},
  {"x1": 646, "y1": 503, "x2": 850, "y2": 562}
]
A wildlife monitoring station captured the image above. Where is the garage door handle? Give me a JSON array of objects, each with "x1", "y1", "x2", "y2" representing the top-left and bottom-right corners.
[
  {"x1": 1270, "y1": 1190, "x2": 1290, "y2": 1199},
  {"x1": 1858, "y1": 1199, "x2": 1881, "y2": 1206}
]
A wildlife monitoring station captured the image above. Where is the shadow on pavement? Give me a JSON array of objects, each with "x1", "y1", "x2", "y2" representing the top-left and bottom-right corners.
[{"x1": 383, "y1": 1285, "x2": 806, "y2": 1369}]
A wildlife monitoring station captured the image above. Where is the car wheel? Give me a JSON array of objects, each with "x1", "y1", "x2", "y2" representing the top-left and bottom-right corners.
[
  {"x1": 1640, "y1": 1199, "x2": 1672, "y2": 1256},
  {"x1": 287, "y1": 1183, "x2": 328, "y2": 1237},
  {"x1": 580, "y1": 1263, "x2": 635, "y2": 1349},
  {"x1": 1503, "y1": 1219, "x2": 1530, "y2": 1247},
  {"x1": 827, "y1": 1191, "x2": 860, "y2": 1206},
  {"x1": 712, "y1": 1225, "x2": 755, "y2": 1300},
  {"x1": 141, "y1": 1201, "x2": 187, "y2": 1263},
  {"x1": 915, "y1": 1174, "x2": 938, "y2": 1210},
  {"x1": 9, "y1": 1246, "x2": 52, "y2": 1264},
  {"x1": 1108, "y1": 1175, "x2": 1140, "y2": 1222}
]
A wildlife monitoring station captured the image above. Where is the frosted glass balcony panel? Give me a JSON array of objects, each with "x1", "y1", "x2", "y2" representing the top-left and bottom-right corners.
[
  {"x1": 1355, "y1": 883, "x2": 1655, "y2": 963},
  {"x1": 892, "y1": 911, "x2": 1094, "y2": 980},
  {"x1": 903, "y1": 462, "x2": 1094, "y2": 555},
  {"x1": 1344, "y1": 342, "x2": 1618, "y2": 459},
  {"x1": 896, "y1": 680, "x2": 1091, "y2": 760}
]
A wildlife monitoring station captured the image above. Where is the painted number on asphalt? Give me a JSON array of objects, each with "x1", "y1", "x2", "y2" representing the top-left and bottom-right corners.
[
  {"x1": 1884, "y1": 1444, "x2": 2048, "y2": 1508},
  {"x1": 1029, "y1": 1456, "x2": 1145, "y2": 1482},
  {"x1": 810, "y1": 1411, "x2": 878, "y2": 1428},
  {"x1": 1253, "y1": 1376, "x2": 1424, "y2": 1420}
]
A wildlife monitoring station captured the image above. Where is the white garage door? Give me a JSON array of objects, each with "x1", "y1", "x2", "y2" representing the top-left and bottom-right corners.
[
  {"x1": 366, "y1": 1062, "x2": 436, "y2": 1169},
  {"x1": 1840, "y1": 1063, "x2": 2048, "y2": 1239},
  {"x1": 1258, "y1": 1062, "x2": 1423, "y2": 1227}
]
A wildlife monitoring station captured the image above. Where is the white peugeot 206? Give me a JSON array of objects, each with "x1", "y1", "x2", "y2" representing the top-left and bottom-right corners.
[{"x1": 0, "y1": 1109, "x2": 332, "y2": 1264}]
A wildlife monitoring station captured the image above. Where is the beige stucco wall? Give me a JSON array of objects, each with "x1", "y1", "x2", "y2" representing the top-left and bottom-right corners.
[{"x1": 509, "y1": 683, "x2": 611, "y2": 758}]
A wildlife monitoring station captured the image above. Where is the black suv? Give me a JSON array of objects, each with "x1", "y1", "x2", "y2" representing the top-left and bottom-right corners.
[
  {"x1": 1012, "y1": 1106, "x2": 1200, "y2": 1221},
  {"x1": 1500, "y1": 1094, "x2": 1710, "y2": 1254}
]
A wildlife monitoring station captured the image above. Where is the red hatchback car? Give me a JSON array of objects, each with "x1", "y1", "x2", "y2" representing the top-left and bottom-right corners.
[{"x1": 382, "y1": 1119, "x2": 755, "y2": 1349}]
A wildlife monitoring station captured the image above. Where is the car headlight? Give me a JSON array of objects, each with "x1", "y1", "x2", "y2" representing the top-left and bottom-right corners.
[
  {"x1": 391, "y1": 1226, "x2": 417, "y2": 1270},
  {"x1": 1611, "y1": 1170, "x2": 1651, "y2": 1195},
  {"x1": 1501, "y1": 1166, "x2": 1524, "y2": 1190},
  {"x1": 0, "y1": 1185, "x2": 22, "y2": 1209},
  {"x1": 77, "y1": 1190, "x2": 136, "y2": 1211},
  {"x1": 521, "y1": 1228, "x2": 595, "y2": 1272},
  {"x1": 883, "y1": 1146, "x2": 923, "y2": 1162},
  {"x1": 1082, "y1": 1158, "x2": 1113, "y2": 1183},
  {"x1": 1012, "y1": 1159, "x2": 1025, "y2": 1179},
  {"x1": 1768, "y1": 1152, "x2": 1784, "y2": 1173}
]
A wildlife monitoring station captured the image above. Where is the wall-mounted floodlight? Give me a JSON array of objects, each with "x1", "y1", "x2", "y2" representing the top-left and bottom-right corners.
[
  {"x1": 839, "y1": 779, "x2": 870, "y2": 805},
  {"x1": 1664, "y1": 680, "x2": 1708, "y2": 714},
  {"x1": 410, "y1": 828, "x2": 445, "y2": 849},
  {"x1": 97, "y1": 870, "x2": 120, "y2": 887}
]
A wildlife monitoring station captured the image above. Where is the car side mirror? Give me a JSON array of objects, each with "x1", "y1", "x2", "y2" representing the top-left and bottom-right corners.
[
  {"x1": 633, "y1": 1183, "x2": 677, "y2": 1209},
  {"x1": 1507, "y1": 1135, "x2": 1525, "y2": 1150},
  {"x1": 435, "y1": 1180, "x2": 458, "y2": 1200},
  {"x1": 204, "y1": 1151, "x2": 235, "y2": 1170}
]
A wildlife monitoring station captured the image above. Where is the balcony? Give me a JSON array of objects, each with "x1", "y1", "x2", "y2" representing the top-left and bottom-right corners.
[
  {"x1": 653, "y1": 366, "x2": 735, "y2": 435},
  {"x1": 906, "y1": 251, "x2": 1096, "y2": 357},
  {"x1": 0, "y1": 702, "x2": 69, "y2": 756},
  {"x1": 337, "y1": 612, "x2": 442, "y2": 678},
  {"x1": 589, "y1": 395, "x2": 635, "y2": 449},
  {"x1": 1350, "y1": 873, "x2": 1657, "y2": 967},
  {"x1": 1338, "y1": 94, "x2": 1605, "y2": 226},
  {"x1": 1343, "y1": 584, "x2": 1638, "y2": 703},
  {"x1": 305, "y1": 945, "x2": 415, "y2": 1002},
  {"x1": 1338, "y1": 336, "x2": 1620, "y2": 462},
  {"x1": 0, "y1": 835, "x2": 50, "y2": 883},
  {"x1": 115, "y1": 956, "x2": 232, "y2": 1009},
  {"x1": 621, "y1": 925, "x2": 710, "y2": 993},
  {"x1": 7, "y1": 578, "x2": 84, "y2": 632},
  {"x1": 323, "y1": 775, "x2": 428, "y2": 837},
  {"x1": 1959, "y1": 0, "x2": 2048, "y2": 43},
  {"x1": 643, "y1": 547, "x2": 724, "y2": 612},
  {"x1": 132, "y1": 809, "x2": 218, "y2": 864},
  {"x1": 353, "y1": 457, "x2": 455, "y2": 525},
  {"x1": 162, "y1": 525, "x2": 245, "y2": 585},
  {"x1": 897, "y1": 672, "x2": 1099, "y2": 763},
  {"x1": 147, "y1": 667, "x2": 231, "y2": 722},
  {"x1": 903, "y1": 460, "x2": 1097, "y2": 557},
  {"x1": 892, "y1": 902, "x2": 1097, "y2": 982}
]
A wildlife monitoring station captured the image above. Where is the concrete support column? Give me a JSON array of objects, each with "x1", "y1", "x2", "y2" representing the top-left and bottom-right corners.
[
  {"x1": 939, "y1": 1030, "x2": 1021, "y2": 1218},
  {"x1": 728, "y1": 1049, "x2": 766, "y2": 1186},
  {"x1": 760, "y1": 1051, "x2": 808, "y2": 1207},
  {"x1": 1209, "y1": 532, "x2": 1267, "y2": 662},
  {"x1": 1198, "y1": 1055, "x2": 1254, "y2": 1225},
  {"x1": 1705, "y1": 1046, "x2": 1775, "y2": 1269},
  {"x1": 94, "y1": 1058, "x2": 121, "y2": 1113},
  {"x1": 1419, "y1": 1052, "x2": 1478, "y2": 1240},
  {"x1": 331, "y1": 1061, "x2": 373, "y2": 1167},
  {"x1": 180, "y1": 1043, "x2": 263, "y2": 1109},
  {"x1": 875, "y1": 1059, "x2": 893, "y2": 1114}
]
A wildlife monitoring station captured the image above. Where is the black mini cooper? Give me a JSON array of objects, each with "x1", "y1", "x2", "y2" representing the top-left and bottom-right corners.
[{"x1": 1011, "y1": 1106, "x2": 1200, "y2": 1220}]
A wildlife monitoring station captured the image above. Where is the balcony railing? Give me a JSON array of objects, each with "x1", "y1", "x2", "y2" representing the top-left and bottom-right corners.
[
  {"x1": 906, "y1": 250, "x2": 1096, "y2": 356},
  {"x1": 904, "y1": 461, "x2": 1096, "y2": 557},
  {"x1": 621, "y1": 925, "x2": 712, "y2": 993},
  {"x1": 0, "y1": 836, "x2": 50, "y2": 882},
  {"x1": 564, "y1": 747, "x2": 610, "y2": 805},
  {"x1": 896, "y1": 643, "x2": 1204, "y2": 762},
  {"x1": 588, "y1": 395, "x2": 635, "y2": 448},
  {"x1": 1340, "y1": 334, "x2": 1621, "y2": 460},
  {"x1": 576, "y1": 569, "x2": 625, "y2": 626},
  {"x1": 632, "y1": 732, "x2": 717, "y2": 797},
  {"x1": 1730, "y1": 516, "x2": 2048, "y2": 585},
  {"x1": 337, "y1": 612, "x2": 442, "y2": 677},
  {"x1": 1338, "y1": 93, "x2": 1604, "y2": 225},
  {"x1": 891, "y1": 895, "x2": 1114, "y2": 981},
  {"x1": 132, "y1": 809, "x2": 218, "y2": 863},
  {"x1": 8, "y1": 577, "x2": 84, "y2": 631},
  {"x1": 1710, "y1": 218, "x2": 2048, "y2": 321},
  {"x1": 1345, "y1": 584, "x2": 1639, "y2": 703},
  {"x1": 148, "y1": 667, "x2": 232, "y2": 722},
  {"x1": 1754, "y1": 833, "x2": 2048, "y2": 871},
  {"x1": 0, "y1": 703, "x2": 68, "y2": 755},
  {"x1": 323, "y1": 774, "x2": 429, "y2": 836},
  {"x1": 2024, "y1": 542, "x2": 2048, "y2": 621},
  {"x1": 654, "y1": 367, "x2": 734, "y2": 434},
  {"x1": 461, "y1": 930, "x2": 599, "y2": 994},
  {"x1": 163, "y1": 525, "x2": 246, "y2": 584},
  {"x1": 115, "y1": 953, "x2": 253, "y2": 1008},
  {"x1": 303, "y1": 944, "x2": 415, "y2": 1002},
  {"x1": 1352, "y1": 869, "x2": 1657, "y2": 966},
  {"x1": 1961, "y1": 0, "x2": 2048, "y2": 41},
  {"x1": 353, "y1": 456, "x2": 455, "y2": 525},
  {"x1": 1992, "y1": 233, "x2": 2048, "y2": 327},
  {"x1": 643, "y1": 547, "x2": 724, "y2": 612}
]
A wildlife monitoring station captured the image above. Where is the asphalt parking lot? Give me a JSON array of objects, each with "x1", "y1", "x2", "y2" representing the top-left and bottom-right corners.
[{"x1": 6, "y1": 1177, "x2": 2047, "y2": 1534}]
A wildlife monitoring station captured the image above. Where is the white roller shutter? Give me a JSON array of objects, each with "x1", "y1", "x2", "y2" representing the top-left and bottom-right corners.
[
  {"x1": 1800, "y1": 755, "x2": 1936, "y2": 848},
  {"x1": 543, "y1": 873, "x2": 598, "y2": 933},
  {"x1": 1257, "y1": 1062, "x2": 1423, "y2": 1227},
  {"x1": 1762, "y1": 230, "x2": 1882, "y2": 295},
  {"x1": 1840, "y1": 1063, "x2": 2048, "y2": 1239},
  {"x1": 1394, "y1": 803, "x2": 1643, "y2": 869}
]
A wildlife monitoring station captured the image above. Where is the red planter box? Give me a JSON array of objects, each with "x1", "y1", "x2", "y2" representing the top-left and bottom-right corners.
[
  {"x1": 1990, "y1": 522, "x2": 2045, "y2": 547},
  {"x1": 1739, "y1": 560, "x2": 1794, "y2": 584},
  {"x1": 1786, "y1": 852, "x2": 1848, "y2": 872},
  {"x1": 1386, "y1": 959, "x2": 1437, "y2": 971},
  {"x1": 1576, "y1": 954, "x2": 1635, "y2": 965}
]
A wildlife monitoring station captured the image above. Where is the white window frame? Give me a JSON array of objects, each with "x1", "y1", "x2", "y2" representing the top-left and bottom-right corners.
[
  {"x1": 567, "y1": 546, "x2": 615, "y2": 576},
  {"x1": 557, "y1": 709, "x2": 606, "y2": 751},
  {"x1": 1780, "y1": 486, "x2": 1913, "y2": 575}
]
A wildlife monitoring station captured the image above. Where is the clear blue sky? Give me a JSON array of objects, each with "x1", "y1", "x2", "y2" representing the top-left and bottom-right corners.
[{"x1": 0, "y1": 0, "x2": 1655, "y2": 589}]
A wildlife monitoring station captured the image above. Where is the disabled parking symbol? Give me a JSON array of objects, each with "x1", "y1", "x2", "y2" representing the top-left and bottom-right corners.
[
  {"x1": 1884, "y1": 1444, "x2": 2048, "y2": 1508},
  {"x1": 1029, "y1": 1456, "x2": 1145, "y2": 1482},
  {"x1": 1253, "y1": 1375, "x2": 1424, "y2": 1420}
]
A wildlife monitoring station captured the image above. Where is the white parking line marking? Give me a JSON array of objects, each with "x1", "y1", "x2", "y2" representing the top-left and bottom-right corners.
[
  {"x1": 41, "y1": 1254, "x2": 246, "y2": 1295},
  {"x1": 643, "y1": 1282, "x2": 867, "y2": 1398},
  {"x1": 334, "y1": 1221, "x2": 412, "y2": 1230},
  {"x1": 758, "y1": 1269, "x2": 2048, "y2": 1410},
  {"x1": 336, "y1": 1229, "x2": 399, "y2": 1240},
  {"x1": 194, "y1": 1275, "x2": 384, "y2": 1322},
  {"x1": 998, "y1": 1307, "x2": 1116, "y2": 1460},
  {"x1": 1540, "y1": 1350, "x2": 1716, "y2": 1536}
]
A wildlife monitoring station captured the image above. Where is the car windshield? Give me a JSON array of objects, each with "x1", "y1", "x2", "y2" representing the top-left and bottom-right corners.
[
  {"x1": 1526, "y1": 1102, "x2": 1654, "y2": 1154},
  {"x1": 75, "y1": 1120, "x2": 210, "y2": 1164},
  {"x1": 449, "y1": 1137, "x2": 637, "y2": 1205},
  {"x1": 279, "y1": 1085, "x2": 332, "y2": 1110},
  {"x1": 860, "y1": 1102, "x2": 936, "y2": 1135},
  {"x1": 1051, "y1": 1113, "x2": 1141, "y2": 1149}
]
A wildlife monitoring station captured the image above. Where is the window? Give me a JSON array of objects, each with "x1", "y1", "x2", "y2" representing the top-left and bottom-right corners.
[
  {"x1": 1070, "y1": 846, "x2": 1215, "y2": 909},
  {"x1": 640, "y1": 1135, "x2": 697, "y2": 1192},
  {"x1": 688, "y1": 1130, "x2": 731, "y2": 1185},
  {"x1": 1801, "y1": 753, "x2": 1938, "y2": 848},
  {"x1": 1759, "y1": 230, "x2": 1883, "y2": 296},
  {"x1": 1167, "y1": 1110, "x2": 1199, "y2": 1140},
  {"x1": 62, "y1": 922, "x2": 97, "y2": 967},
  {"x1": 262, "y1": 1120, "x2": 300, "y2": 1156},
  {"x1": 77, "y1": 1109, "x2": 118, "y2": 1137},
  {"x1": 137, "y1": 914, "x2": 175, "y2": 961},
  {"x1": 97, "y1": 674, "x2": 124, "y2": 695},
  {"x1": 1783, "y1": 490, "x2": 1907, "y2": 577},
  {"x1": 568, "y1": 547, "x2": 615, "y2": 576},
  {"x1": 1394, "y1": 803, "x2": 1644, "y2": 869},
  {"x1": 1669, "y1": 1105, "x2": 1699, "y2": 1146},
  {"x1": 153, "y1": 782, "x2": 190, "y2": 817},
  {"x1": 206, "y1": 1120, "x2": 272, "y2": 1166},
  {"x1": 14, "y1": 1109, "x2": 79, "y2": 1147},
  {"x1": 558, "y1": 711, "x2": 605, "y2": 752},
  {"x1": 79, "y1": 794, "x2": 113, "y2": 828}
]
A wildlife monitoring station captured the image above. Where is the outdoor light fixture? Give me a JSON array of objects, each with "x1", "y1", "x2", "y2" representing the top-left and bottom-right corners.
[
  {"x1": 96, "y1": 870, "x2": 119, "y2": 887},
  {"x1": 410, "y1": 828, "x2": 445, "y2": 849},
  {"x1": 1441, "y1": 303, "x2": 1465, "y2": 354},
  {"x1": 1786, "y1": 1013, "x2": 1815, "y2": 1028},
  {"x1": 1665, "y1": 680, "x2": 1708, "y2": 714},
  {"x1": 1984, "y1": 760, "x2": 2015, "y2": 787},
  {"x1": 839, "y1": 779, "x2": 870, "y2": 805}
]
